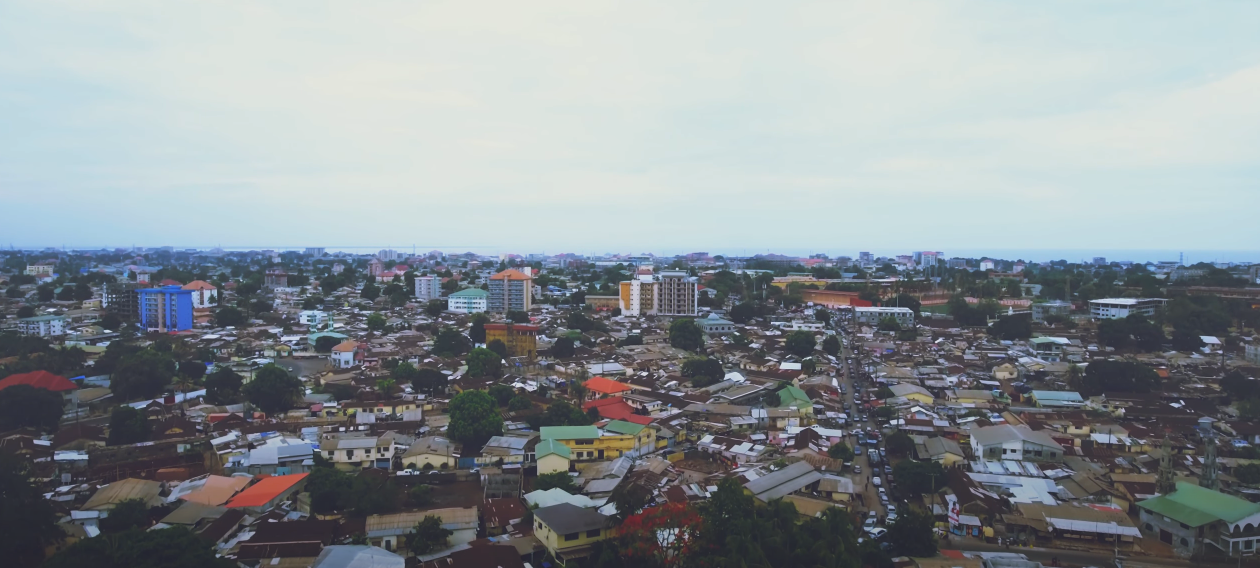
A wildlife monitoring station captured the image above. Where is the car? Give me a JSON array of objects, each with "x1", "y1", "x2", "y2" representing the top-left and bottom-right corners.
[
  {"x1": 863, "y1": 518, "x2": 877, "y2": 531},
  {"x1": 853, "y1": 465, "x2": 862, "y2": 474},
  {"x1": 884, "y1": 465, "x2": 892, "y2": 475},
  {"x1": 872, "y1": 476, "x2": 882, "y2": 487},
  {"x1": 886, "y1": 510, "x2": 898, "y2": 524},
  {"x1": 397, "y1": 469, "x2": 422, "y2": 476},
  {"x1": 867, "y1": 527, "x2": 888, "y2": 539},
  {"x1": 878, "y1": 486, "x2": 887, "y2": 495},
  {"x1": 868, "y1": 510, "x2": 878, "y2": 519}
]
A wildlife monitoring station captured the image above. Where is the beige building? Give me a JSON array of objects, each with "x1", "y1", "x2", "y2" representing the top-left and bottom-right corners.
[{"x1": 618, "y1": 271, "x2": 698, "y2": 316}]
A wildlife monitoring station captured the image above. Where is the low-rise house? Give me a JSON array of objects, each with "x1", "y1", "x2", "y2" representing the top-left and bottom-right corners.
[
  {"x1": 224, "y1": 473, "x2": 309, "y2": 512},
  {"x1": 743, "y1": 461, "x2": 823, "y2": 503},
  {"x1": 365, "y1": 508, "x2": 479, "y2": 554},
  {"x1": 1138, "y1": 482, "x2": 1260, "y2": 558},
  {"x1": 536, "y1": 439, "x2": 572, "y2": 475},
  {"x1": 969, "y1": 424, "x2": 1063, "y2": 462},
  {"x1": 532, "y1": 502, "x2": 611, "y2": 563},
  {"x1": 540, "y1": 421, "x2": 655, "y2": 461},
  {"x1": 889, "y1": 383, "x2": 935, "y2": 405},
  {"x1": 401, "y1": 437, "x2": 457, "y2": 470},
  {"x1": 18, "y1": 315, "x2": 67, "y2": 337},
  {"x1": 1029, "y1": 390, "x2": 1085, "y2": 409}
]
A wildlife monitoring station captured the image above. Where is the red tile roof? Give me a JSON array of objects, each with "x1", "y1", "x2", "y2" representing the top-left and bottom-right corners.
[
  {"x1": 225, "y1": 473, "x2": 309, "y2": 508},
  {"x1": 582, "y1": 398, "x2": 651, "y2": 425},
  {"x1": 583, "y1": 376, "x2": 631, "y2": 395},
  {"x1": 0, "y1": 370, "x2": 77, "y2": 392},
  {"x1": 489, "y1": 269, "x2": 531, "y2": 281}
]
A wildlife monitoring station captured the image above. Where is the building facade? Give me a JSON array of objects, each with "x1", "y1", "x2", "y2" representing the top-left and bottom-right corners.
[
  {"x1": 263, "y1": 269, "x2": 288, "y2": 288},
  {"x1": 103, "y1": 282, "x2": 142, "y2": 320},
  {"x1": 181, "y1": 280, "x2": 218, "y2": 309},
  {"x1": 854, "y1": 306, "x2": 915, "y2": 327},
  {"x1": 484, "y1": 323, "x2": 539, "y2": 358},
  {"x1": 446, "y1": 288, "x2": 488, "y2": 313},
  {"x1": 618, "y1": 271, "x2": 699, "y2": 316},
  {"x1": 137, "y1": 286, "x2": 195, "y2": 332},
  {"x1": 1248, "y1": 342, "x2": 1260, "y2": 366},
  {"x1": 1031, "y1": 300, "x2": 1071, "y2": 323},
  {"x1": 1089, "y1": 298, "x2": 1168, "y2": 320},
  {"x1": 18, "y1": 315, "x2": 67, "y2": 337},
  {"x1": 488, "y1": 269, "x2": 532, "y2": 313},
  {"x1": 414, "y1": 275, "x2": 440, "y2": 302}
]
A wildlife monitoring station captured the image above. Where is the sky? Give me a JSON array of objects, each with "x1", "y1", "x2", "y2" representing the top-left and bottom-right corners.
[{"x1": 1, "y1": 1, "x2": 1259, "y2": 260}]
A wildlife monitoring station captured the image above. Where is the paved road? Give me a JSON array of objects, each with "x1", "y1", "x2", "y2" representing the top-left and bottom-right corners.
[
  {"x1": 831, "y1": 312, "x2": 889, "y2": 522},
  {"x1": 950, "y1": 541, "x2": 1255, "y2": 568}
]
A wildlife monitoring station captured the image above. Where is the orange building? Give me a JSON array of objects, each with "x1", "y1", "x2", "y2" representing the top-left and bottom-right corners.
[
  {"x1": 799, "y1": 289, "x2": 863, "y2": 308},
  {"x1": 484, "y1": 323, "x2": 539, "y2": 359}
]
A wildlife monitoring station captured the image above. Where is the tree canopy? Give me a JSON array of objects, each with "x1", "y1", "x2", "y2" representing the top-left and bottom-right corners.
[
  {"x1": 785, "y1": 330, "x2": 816, "y2": 357},
  {"x1": 203, "y1": 368, "x2": 244, "y2": 405},
  {"x1": 893, "y1": 459, "x2": 946, "y2": 497},
  {"x1": 447, "y1": 390, "x2": 503, "y2": 446},
  {"x1": 535, "y1": 471, "x2": 580, "y2": 493},
  {"x1": 43, "y1": 527, "x2": 235, "y2": 568},
  {"x1": 1078, "y1": 359, "x2": 1161, "y2": 396},
  {"x1": 432, "y1": 327, "x2": 469, "y2": 356},
  {"x1": 111, "y1": 348, "x2": 177, "y2": 400},
  {"x1": 108, "y1": 406, "x2": 150, "y2": 446},
  {"x1": 242, "y1": 364, "x2": 303, "y2": 415},
  {"x1": 668, "y1": 318, "x2": 704, "y2": 352},
  {"x1": 0, "y1": 454, "x2": 64, "y2": 567},
  {"x1": 0, "y1": 384, "x2": 65, "y2": 432},
  {"x1": 465, "y1": 347, "x2": 503, "y2": 378},
  {"x1": 681, "y1": 357, "x2": 725, "y2": 387},
  {"x1": 408, "y1": 515, "x2": 453, "y2": 555}
]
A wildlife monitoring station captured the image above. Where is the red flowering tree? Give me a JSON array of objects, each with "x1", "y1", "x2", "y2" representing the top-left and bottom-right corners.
[{"x1": 616, "y1": 502, "x2": 704, "y2": 568}]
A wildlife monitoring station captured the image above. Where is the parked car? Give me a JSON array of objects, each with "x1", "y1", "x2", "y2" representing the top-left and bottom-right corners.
[
  {"x1": 867, "y1": 527, "x2": 888, "y2": 539},
  {"x1": 872, "y1": 476, "x2": 882, "y2": 487},
  {"x1": 853, "y1": 465, "x2": 862, "y2": 474}
]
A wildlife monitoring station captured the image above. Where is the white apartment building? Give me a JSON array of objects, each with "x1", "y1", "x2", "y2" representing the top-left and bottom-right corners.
[
  {"x1": 854, "y1": 306, "x2": 915, "y2": 328},
  {"x1": 979, "y1": 259, "x2": 995, "y2": 271},
  {"x1": 1089, "y1": 298, "x2": 1168, "y2": 320},
  {"x1": 18, "y1": 315, "x2": 67, "y2": 337},
  {"x1": 447, "y1": 288, "x2": 489, "y2": 313},
  {"x1": 618, "y1": 271, "x2": 699, "y2": 317},
  {"x1": 299, "y1": 310, "x2": 330, "y2": 329},
  {"x1": 414, "y1": 275, "x2": 440, "y2": 302}
]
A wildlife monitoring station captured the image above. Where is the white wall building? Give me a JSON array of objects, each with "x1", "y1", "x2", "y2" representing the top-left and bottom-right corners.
[
  {"x1": 414, "y1": 276, "x2": 440, "y2": 302},
  {"x1": 1089, "y1": 298, "x2": 1168, "y2": 320},
  {"x1": 18, "y1": 315, "x2": 67, "y2": 337},
  {"x1": 446, "y1": 288, "x2": 488, "y2": 313},
  {"x1": 854, "y1": 306, "x2": 915, "y2": 328},
  {"x1": 299, "y1": 310, "x2": 330, "y2": 329}
]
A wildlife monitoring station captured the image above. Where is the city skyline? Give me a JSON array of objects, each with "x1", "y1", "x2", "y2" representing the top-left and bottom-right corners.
[{"x1": 3, "y1": 2, "x2": 1260, "y2": 251}]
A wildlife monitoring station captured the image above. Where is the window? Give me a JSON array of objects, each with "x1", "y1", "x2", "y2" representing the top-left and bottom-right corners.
[
  {"x1": 565, "y1": 533, "x2": 579, "y2": 541},
  {"x1": 1034, "y1": 450, "x2": 1043, "y2": 457},
  {"x1": 586, "y1": 529, "x2": 601, "y2": 538}
]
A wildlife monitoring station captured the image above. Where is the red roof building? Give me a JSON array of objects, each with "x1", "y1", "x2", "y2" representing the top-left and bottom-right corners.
[
  {"x1": 0, "y1": 370, "x2": 77, "y2": 392},
  {"x1": 582, "y1": 398, "x2": 652, "y2": 425},
  {"x1": 583, "y1": 376, "x2": 632, "y2": 397},
  {"x1": 225, "y1": 473, "x2": 309, "y2": 509}
]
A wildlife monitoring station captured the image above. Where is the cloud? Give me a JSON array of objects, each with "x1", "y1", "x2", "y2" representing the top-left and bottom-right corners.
[{"x1": 0, "y1": 1, "x2": 1257, "y2": 255}]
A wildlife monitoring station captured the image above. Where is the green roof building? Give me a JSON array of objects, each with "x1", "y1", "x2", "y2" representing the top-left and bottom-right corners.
[{"x1": 1137, "y1": 482, "x2": 1260, "y2": 558}]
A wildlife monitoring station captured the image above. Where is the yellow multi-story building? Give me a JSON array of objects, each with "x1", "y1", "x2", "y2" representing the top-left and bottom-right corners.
[
  {"x1": 483, "y1": 323, "x2": 538, "y2": 358},
  {"x1": 532, "y1": 502, "x2": 610, "y2": 563},
  {"x1": 540, "y1": 421, "x2": 655, "y2": 461}
]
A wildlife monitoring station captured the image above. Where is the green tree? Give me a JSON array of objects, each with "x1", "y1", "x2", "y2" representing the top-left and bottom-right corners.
[
  {"x1": 425, "y1": 299, "x2": 445, "y2": 317},
  {"x1": 669, "y1": 318, "x2": 704, "y2": 352},
  {"x1": 447, "y1": 390, "x2": 503, "y2": 446},
  {"x1": 393, "y1": 361, "x2": 420, "y2": 385},
  {"x1": 99, "y1": 498, "x2": 152, "y2": 533},
  {"x1": 1221, "y1": 370, "x2": 1259, "y2": 401},
  {"x1": 1171, "y1": 329, "x2": 1205, "y2": 352},
  {"x1": 0, "y1": 384, "x2": 65, "y2": 432},
  {"x1": 785, "y1": 330, "x2": 817, "y2": 357},
  {"x1": 486, "y1": 339, "x2": 509, "y2": 359},
  {"x1": 729, "y1": 301, "x2": 757, "y2": 324},
  {"x1": 214, "y1": 306, "x2": 246, "y2": 327},
  {"x1": 488, "y1": 384, "x2": 516, "y2": 406},
  {"x1": 301, "y1": 295, "x2": 324, "y2": 310},
  {"x1": 107, "y1": 406, "x2": 151, "y2": 445},
  {"x1": 43, "y1": 527, "x2": 235, "y2": 568},
  {"x1": 681, "y1": 357, "x2": 725, "y2": 387},
  {"x1": 468, "y1": 313, "x2": 490, "y2": 344},
  {"x1": 112, "y1": 348, "x2": 177, "y2": 400},
  {"x1": 1079, "y1": 359, "x2": 1161, "y2": 396},
  {"x1": 0, "y1": 454, "x2": 63, "y2": 567},
  {"x1": 990, "y1": 314, "x2": 1031, "y2": 340},
  {"x1": 535, "y1": 471, "x2": 579, "y2": 493},
  {"x1": 178, "y1": 360, "x2": 206, "y2": 381},
  {"x1": 432, "y1": 327, "x2": 469, "y2": 356},
  {"x1": 314, "y1": 335, "x2": 340, "y2": 353},
  {"x1": 508, "y1": 395, "x2": 532, "y2": 411},
  {"x1": 552, "y1": 336, "x2": 577, "y2": 358},
  {"x1": 877, "y1": 317, "x2": 902, "y2": 332},
  {"x1": 242, "y1": 364, "x2": 303, "y2": 415},
  {"x1": 203, "y1": 368, "x2": 244, "y2": 405},
  {"x1": 1235, "y1": 463, "x2": 1260, "y2": 485},
  {"x1": 466, "y1": 347, "x2": 503, "y2": 378},
  {"x1": 885, "y1": 430, "x2": 914, "y2": 456},
  {"x1": 828, "y1": 442, "x2": 854, "y2": 461},
  {"x1": 366, "y1": 312, "x2": 386, "y2": 332},
  {"x1": 507, "y1": 310, "x2": 530, "y2": 324},
  {"x1": 360, "y1": 281, "x2": 381, "y2": 301},
  {"x1": 307, "y1": 464, "x2": 353, "y2": 514},
  {"x1": 4, "y1": 286, "x2": 23, "y2": 299},
  {"x1": 822, "y1": 334, "x2": 841, "y2": 356},
  {"x1": 893, "y1": 460, "x2": 945, "y2": 497},
  {"x1": 567, "y1": 311, "x2": 597, "y2": 333},
  {"x1": 16, "y1": 305, "x2": 36, "y2": 318},
  {"x1": 411, "y1": 367, "x2": 447, "y2": 395},
  {"x1": 888, "y1": 508, "x2": 937, "y2": 557},
  {"x1": 408, "y1": 515, "x2": 453, "y2": 555}
]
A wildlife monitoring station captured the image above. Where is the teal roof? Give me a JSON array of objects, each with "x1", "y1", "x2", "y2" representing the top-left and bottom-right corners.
[
  {"x1": 1139, "y1": 483, "x2": 1260, "y2": 527},
  {"x1": 1030, "y1": 390, "x2": 1083, "y2": 401},
  {"x1": 602, "y1": 420, "x2": 645, "y2": 436},
  {"x1": 535, "y1": 438, "x2": 571, "y2": 460},
  {"x1": 449, "y1": 288, "x2": 489, "y2": 297},
  {"x1": 540, "y1": 425, "x2": 599, "y2": 441},
  {"x1": 777, "y1": 385, "x2": 811, "y2": 408}
]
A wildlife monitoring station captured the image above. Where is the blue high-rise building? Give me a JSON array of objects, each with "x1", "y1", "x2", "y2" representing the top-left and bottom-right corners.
[{"x1": 137, "y1": 286, "x2": 195, "y2": 332}]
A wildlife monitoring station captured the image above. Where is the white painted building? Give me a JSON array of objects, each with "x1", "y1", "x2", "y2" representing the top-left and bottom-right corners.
[
  {"x1": 446, "y1": 288, "x2": 488, "y2": 313},
  {"x1": 299, "y1": 310, "x2": 330, "y2": 329},
  {"x1": 18, "y1": 315, "x2": 67, "y2": 337},
  {"x1": 1089, "y1": 298, "x2": 1168, "y2": 320},
  {"x1": 414, "y1": 275, "x2": 440, "y2": 302},
  {"x1": 854, "y1": 306, "x2": 915, "y2": 328}
]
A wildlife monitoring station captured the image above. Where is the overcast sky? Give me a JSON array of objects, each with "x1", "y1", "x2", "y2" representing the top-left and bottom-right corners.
[{"x1": 2, "y1": 1, "x2": 1258, "y2": 258}]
